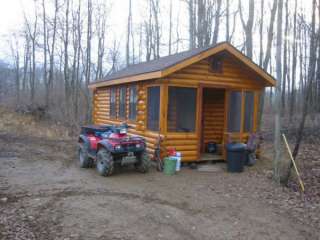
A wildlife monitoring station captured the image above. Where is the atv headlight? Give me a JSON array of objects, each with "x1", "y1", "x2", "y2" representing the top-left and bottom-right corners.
[
  {"x1": 115, "y1": 145, "x2": 122, "y2": 150},
  {"x1": 120, "y1": 128, "x2": 127, "y2": 134},
  {"x1": 135, "y1": 143, "x2": 141, "y2": 148}
]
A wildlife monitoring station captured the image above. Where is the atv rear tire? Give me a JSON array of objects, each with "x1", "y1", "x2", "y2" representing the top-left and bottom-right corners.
[
  {"x1": 135, "y1": 151, "x2": 150, "y2": 173},
  {"x1": 96, "y1": 148, "x2": 114, "y2": 177},
  {"x1": 78, "y1": 144, "x2": 93, "y2": 168}
]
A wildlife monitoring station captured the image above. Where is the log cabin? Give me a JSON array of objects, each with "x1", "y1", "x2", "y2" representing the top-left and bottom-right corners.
[{"x1": 88, "y1": 42, "x2": 276, "y2": 162}]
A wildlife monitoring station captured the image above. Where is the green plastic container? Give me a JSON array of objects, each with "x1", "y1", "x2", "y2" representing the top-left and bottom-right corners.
[{"x1": 164, "y1": 157, "x2": 177, "y2": 175}]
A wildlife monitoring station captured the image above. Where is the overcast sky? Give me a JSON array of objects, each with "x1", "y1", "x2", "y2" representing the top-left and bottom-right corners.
[{"x1": 0, "y1": 0, "x2": 313, "y2": 66}]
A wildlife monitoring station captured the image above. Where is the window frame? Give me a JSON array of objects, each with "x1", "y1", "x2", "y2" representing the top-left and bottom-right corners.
[
  {"x1": 243, "y1": 91, "x2": 255, "y2": 132},
  {"x1": 167, "y1": 86, "x2": 197, "y2": 133},
  {"x1": 227, "y1": 90, "x2": 243, "y2": 133},
  {"x1": 118, "y1": 86, "x2": 127, "y2": 120},
  {"x1": 109, "y1": 87, "x2": 117, "y2": 119},
  {"x1": 226, "y1": 89, "x2": 257, "y2": 134},
  {"x1": 146, "y1": 85, "x2": 161, "y2": 132},
  {"x1": 128, "y1": 85, "x2": 137, "y2": 121}
]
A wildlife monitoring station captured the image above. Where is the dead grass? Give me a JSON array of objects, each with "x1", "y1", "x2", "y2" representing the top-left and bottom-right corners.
[{"x1": 0, "y1": 106, "x2": 72, "y2": 140}]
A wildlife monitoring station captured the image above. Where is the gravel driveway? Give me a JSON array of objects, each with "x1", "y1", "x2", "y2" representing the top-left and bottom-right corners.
[{"x1": 0, "y1": 130, "x2": 318, "y2": 240}]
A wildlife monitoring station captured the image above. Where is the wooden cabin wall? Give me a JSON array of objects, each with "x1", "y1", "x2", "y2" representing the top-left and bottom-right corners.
[
  {"x1": 93, "y1": 87, "x2": 110, "y2": 123},
  {"x1": 93, "y1": 83, "x2": 159, "y2": 157},
  {"x1": 166, "y1": 55, "x2": 264, "y2": 90},
  {"x1": 163, "y1": 133, "x2": 198, "y2": 161}
]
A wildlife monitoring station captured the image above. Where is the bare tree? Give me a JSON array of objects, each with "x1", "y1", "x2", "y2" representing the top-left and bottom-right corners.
[
  {"x1": 239, "y1": 0, "x2": 254, "y2": 58},
  {"x1": 258, "y1": 0, "x2": 277, "y2": 129},
  {"x1": 47, "y1": 0, "x2": 59, "y2": 107},
  {"x1": 9, "y1": 35, "x2": 20, "y2": 105},
  {"x1": 95, "y1": 2, "x2": 107, "y2": 80},
  {"x1": 85, "y1": 0, "x2": 93, "y2": 122},
  {"x1": 24, "y1": 2, "x2": 38, "y2": 105},
  {"x1": 151, "y1": 0, "x2": 161, "y2": 59},
  {"x1": 259, "y1": 0, "x2": 264, "y2": 67},
  {"x1": 281, "y1": 0, "x2": 289, "y2": 113},
  {"x1": 168, "y1": 0, "x2": 173, "y2": 55},
  {"x1": 126, "y1": 0, "x2": 133, "y2": 66},
  {"x1": 22, "y1": 31, "x2": 30, "y2": 96},
  {"x1": 212, "y1": 0, "x2": 222, "y2": 45},
  {"x1": 187, "y1": 0, "x2": 196, "y2": 49},
  {"x1": 64, "y1": 0, "x2": 71, "y2": 110},
  {"x1": 273, "y1": 0, "x2": 283, "y2": 183},
  {"x1": 225, "y1": 0, "x2": 230, "y2": 41},
  {"x1": 289, "y1": 0, "x2": 298, "y2": 119},
  {"x1": 42, "y1": 0, "x2": 48, "y2": 107}
]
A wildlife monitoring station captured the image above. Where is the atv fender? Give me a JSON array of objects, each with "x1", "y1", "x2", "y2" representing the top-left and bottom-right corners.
[
  {"x1": 97, "y1": 140, "x2": 114, "y2": 153},
  {"x1": 78, "y1": 134, "x2": 90, "y2": 147}
]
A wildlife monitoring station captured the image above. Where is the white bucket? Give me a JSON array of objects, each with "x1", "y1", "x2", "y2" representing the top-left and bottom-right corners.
[{"x1": 176, "y1": 152, "x2": 181, "y2": 171}]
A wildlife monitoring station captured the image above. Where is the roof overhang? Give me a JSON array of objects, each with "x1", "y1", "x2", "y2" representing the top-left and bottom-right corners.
[{"x1": 88, "y1": 42, "x2": 276, "y2": 89}]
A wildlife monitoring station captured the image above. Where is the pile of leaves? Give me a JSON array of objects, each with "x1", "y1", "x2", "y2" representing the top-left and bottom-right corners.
[{"x1": 261, "y1": 112, "x2": 320, "y2": 225}]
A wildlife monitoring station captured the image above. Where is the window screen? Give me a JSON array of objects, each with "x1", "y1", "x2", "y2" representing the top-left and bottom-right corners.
[
  {"x1": 129, "y1": 86, "x2": 137, "y2": 120},
  {"x1": 244, "y1": 91, "x2": 254, "y2": 132},
  {"x1": 167, "y1": 87, "x2": 196, "y2": 132},
  {"x1": 110, "y1": 88, "x2": 117, "y2": 118},
  {"x1": 147, "y1": 86, "x2": 160, "y2": 131},
  {"x1": 119, "y1": 87, "x2": 126, "y2": 119},
  {"x1": 228, "y1": 91, "x2": 242, "y2": 132}
]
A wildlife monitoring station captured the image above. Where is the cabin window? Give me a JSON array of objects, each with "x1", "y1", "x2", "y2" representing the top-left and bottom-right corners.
[
  {"x1": 167, "y1": 87, "x2": 196, "y2": 132},
  {"x1": 129, "y1": 86, "x2": 137, "y2": 120},
  {"x1": 147, "y1": 86, "x2": 160, "y2": 131},
  {"x1": 244, "y1": 91, "x2": 254, "y2": 132},
  {"x1": 110, "y1": 88, "x2": 117, "y2": 118},
  {"x1": 227, "y1": 91, "x2": 242, "y2": 132},
  {"x1": 209, "y1": 56, "x2": 223, "y2": 73},
  {"x1": 119, "y1": 87, "x2": 127, "y2": 119}
]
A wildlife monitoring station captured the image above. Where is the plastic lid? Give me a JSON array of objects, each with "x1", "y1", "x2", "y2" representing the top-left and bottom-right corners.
[{"x1": 226, "y1": 143, "x2": 246, "y2": 152}]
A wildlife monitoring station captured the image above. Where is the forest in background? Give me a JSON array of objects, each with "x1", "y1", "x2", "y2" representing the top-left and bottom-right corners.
[{"x1": 0, "y1": 0, "x2": 319, "y2": 183}]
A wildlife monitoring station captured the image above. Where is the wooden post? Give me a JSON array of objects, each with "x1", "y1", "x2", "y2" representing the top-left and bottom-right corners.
[{"x1": 282, "y1": 134, "x2": 305, "y2": 192}]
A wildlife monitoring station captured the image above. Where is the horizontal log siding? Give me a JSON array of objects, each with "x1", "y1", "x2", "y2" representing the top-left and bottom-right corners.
[
  {"x1": 163, "y1": 133, "x2": 198, "y2": 161},
  {"x1": 167, "y1": 56, "x2": 264, "y2": 90},
  {"x1": 93, "y1": 83, "x2": 158, "y2": 157},
  {"x1": 93, "y1": 87, "x2": 110, "y2": 123}
]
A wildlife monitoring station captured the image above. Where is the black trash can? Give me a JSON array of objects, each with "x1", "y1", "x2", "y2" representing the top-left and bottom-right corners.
[{"x1": 226, "y1": 143, "x2": 246, "y2": 173}]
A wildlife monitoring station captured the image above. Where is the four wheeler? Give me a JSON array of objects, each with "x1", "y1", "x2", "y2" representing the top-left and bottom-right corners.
[{"x1": 78, "y1": 123, "x2": 150, "y2": 176}]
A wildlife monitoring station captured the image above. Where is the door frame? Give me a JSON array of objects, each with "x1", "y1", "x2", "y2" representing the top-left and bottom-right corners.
[{"x1": 197, "y1": 84, "x2": 226, "y2": 159}]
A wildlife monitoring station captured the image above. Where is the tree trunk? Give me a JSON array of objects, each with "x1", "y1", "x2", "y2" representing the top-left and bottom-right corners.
[
  {"x1": 273, "y1": 0, "x2": 283, "y2": 183},
  {"x1": 212, "y1": 0, "x2": 222, "y2": 45},
  {"x1": 239, "y1": 0, "x2": 254, "y2": 59},
  {"x1": 126, "y1": 0, "x2": 132, "y2": 66},
  {"x1": 281, "y1": 0, "x2": 289, "y2": 114},
  {"x1": 258, "y1": 0, "x2": 277, "y2": 130},
  {"x1": 289, "y1": 0, "x2": 298, "y2": 120}
]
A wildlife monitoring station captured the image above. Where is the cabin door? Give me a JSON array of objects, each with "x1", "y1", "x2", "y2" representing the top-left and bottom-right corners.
[{"x1": 200, "y1": 88, "x2": 225, "y2": 158}]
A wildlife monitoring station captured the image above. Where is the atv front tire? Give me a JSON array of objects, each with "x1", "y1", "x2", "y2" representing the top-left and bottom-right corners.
[
  {"x1": 79, "y1": 144, "x2": 93, "y2": 168},
  {"x1": 135, "y1": 151, "x2": 150, "y2": 173},
  {"x1": 96, "y1": 148, "x2": 114, "y2": 177}
]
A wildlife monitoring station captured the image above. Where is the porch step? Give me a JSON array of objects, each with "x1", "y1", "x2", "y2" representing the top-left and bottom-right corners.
[{"x1": 200, "y1": 153, "x2": 224, "y2": 161}]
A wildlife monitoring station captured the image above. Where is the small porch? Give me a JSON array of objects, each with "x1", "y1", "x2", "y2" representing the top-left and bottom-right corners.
[{"x1": 155, "y1": 84, "x2": 259, "y2": 162}]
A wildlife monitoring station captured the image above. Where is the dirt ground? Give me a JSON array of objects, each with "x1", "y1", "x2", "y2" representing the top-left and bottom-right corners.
[{"x1": 0, "y1": 109, "x2": 319, "y2": 240}]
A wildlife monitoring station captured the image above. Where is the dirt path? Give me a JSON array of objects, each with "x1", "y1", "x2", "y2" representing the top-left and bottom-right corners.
[{"x1": 0, "y1": 129, "x2": 319, "y2": 240}]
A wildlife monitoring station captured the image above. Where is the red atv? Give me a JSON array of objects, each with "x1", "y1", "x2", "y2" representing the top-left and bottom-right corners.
[{"x1": 78, "y1": 124, "x2": 150, "y2": 176}]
